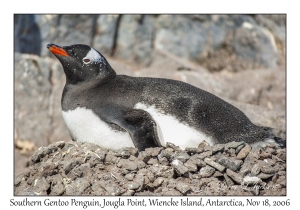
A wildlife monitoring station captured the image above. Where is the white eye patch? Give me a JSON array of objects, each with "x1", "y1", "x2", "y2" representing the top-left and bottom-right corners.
[{"x1": 83, "y1": 47, "x2": 106, "y2": 65}]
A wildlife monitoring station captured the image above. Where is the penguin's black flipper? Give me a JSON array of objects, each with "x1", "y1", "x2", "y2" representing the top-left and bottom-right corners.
[{"x1": 111, "y1": 109, "x2": 161, "y2": 151}]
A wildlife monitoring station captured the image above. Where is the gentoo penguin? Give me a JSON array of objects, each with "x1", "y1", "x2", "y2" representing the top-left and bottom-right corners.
[{"x1": 47, "y1": 43, "x2": 286, "y2": 151}]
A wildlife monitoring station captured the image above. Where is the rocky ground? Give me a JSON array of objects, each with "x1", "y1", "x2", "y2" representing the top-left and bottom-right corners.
[
  {"x1": 14, "y1": 140, "x2": 286, "y2": 196},
  {"x1": 14, "y1": 15, "x2": 286, "y2": 196}
]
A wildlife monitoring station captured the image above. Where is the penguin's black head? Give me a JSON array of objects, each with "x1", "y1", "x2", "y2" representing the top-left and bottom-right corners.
[{"x1": 47, "y1": 43, "x2": 115, "y2": 84}]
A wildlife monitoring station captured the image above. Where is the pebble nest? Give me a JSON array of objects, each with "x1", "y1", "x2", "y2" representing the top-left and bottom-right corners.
[{"x1": 14, "y1": 140, "x2": 286, "y2": 196}]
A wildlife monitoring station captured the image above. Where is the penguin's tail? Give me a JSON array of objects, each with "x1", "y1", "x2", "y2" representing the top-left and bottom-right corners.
[
  {"x1": 263, "y1": 126, "x2": 286, "y2": 148},
  {"x1": 251, "y1": 126, "x2": 286, "y2": 149}
]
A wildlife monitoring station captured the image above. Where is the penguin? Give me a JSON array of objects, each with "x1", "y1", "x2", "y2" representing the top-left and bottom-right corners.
[{"x1": 47, "y1": 43, "x2": 286, "y2": 151}]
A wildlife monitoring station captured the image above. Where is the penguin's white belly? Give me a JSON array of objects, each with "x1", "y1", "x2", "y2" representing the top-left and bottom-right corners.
[
  {"x1": 134, "y1": 102, "x2": 214, "y2": 149},
  {"x1": 62, "y1": 107, "x2": 134, "y2": 150}
]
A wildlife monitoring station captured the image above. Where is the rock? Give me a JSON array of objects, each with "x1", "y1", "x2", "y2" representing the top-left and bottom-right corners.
[
  {"x1": 65, "y1": 178, "x2": 90, "y2": 196},
  {"x1": 166, "y1": 142, "x2": 181, "y2": 151},
  {"x1": 173, "y1": 152, "x2": 190, "y2": 163},
  {"x1": 196, "y1": 151, "x2": 212, "y2": 160},
  {"x1": 136, "y1": 160, "x2": 146, "y2": 169},
  {"x1": 163, "y1": 189, "x2": 182, "y2": 196},
  {"x1": 171, "y1": 159, "x2": 188, "y2": 176},
  {"x1": 39, "y1": 162, "x2": 58, "y2": 177},
  {"x1": 276, "y1": 149, "x2": 286, "y2": 161},
  {"x1": 63, "y1": 159, "x2": 80, "y2": 175},
  {"x1": 116, "y1": 148, "x2": 131, "y2": 158},
  {"x1": 259, "y1": 151, "x2": 271, "y2": 159},
  {"x1": 188, "y1": 157, "x2": 206, "y2": 167},
  {"x1": 225, "y1": 141, "x2": 245, "y2": 149},
  {"x1": 105, "y1": 154, "x2": 119, "y2": 164},
  {"x1": 129, "y1": 147, "x2": 139, "y2": 157},
  {"x1": 251, "y1": 163, "x2": 261, "y2": 175},
  {"x1": 258, "y1": 173, "x2": 274, "y2": 180},
  {"x1": 176, "y1": 182, "x2": 191, "y2": 194},
  {"x1": 226, "y1": 169, "x2": 242, "y2": 184},
  {"x1": 116, "y1": 15, "x2": 155, "y2": 66},
  {"x1": 213, "y1": 171, "x2": 223, "y2": 178},
  {"x1": 236, "y1": 144, "x2": 251, "y2": 159},
  {"x1": 145, "y1": 147, "x2": 163, "y2": 157},
  {"x1": 147, "y1": 158, "x2": 159, "y2": 165},
  {"x1": 212, "y1": 144, "x2": 225, "y2": 154},
  {"x1": 127, "y1": 182, "x2": 140, "y2": 190},
  {"x1": 184, "y1": 161, "x2": 198, "y2": 172},
  {"x1": 243, "y1": 176, "x2": 262, "y2": 185},
  {"x1": 185, "y1": 147, "x2": 197, "y2": 154},
  {"x1": 31, "y1": 146, "x2": 52, "y2": 163},
  {"x1": 118, "y1": 159, "x2": 138, "y2": 171},
  {"x1": 204, "y1": 158, "x2": 226, "y2": 172},
  {"x1": 217, "y1": 156, "x2": 243, "y2": 172},
  {"x1": 224, "y1": 174, "x2": 235, "y2": 186},
  {"x1": 235, "y1": 144, "x2": 246, "y2": 154},
  {"x1": 32, "y1": 177, "x2": 50, "y2": 194},
  {"x1": 138, "y1": 151, "x2": 152, "y2": 163},
  {"x1": 93, "y1": 15, "x2": 119, "y2": 55},
  {"x1": 153, "y1": 177, "x2": 164, "y2": 188},
  {"x1": 199, "y1": 166, "x2": 215, "y2": 178},
  {"x1": 125, "y1": 174, "x2": 134, "y2": 181},
  {"x1": 259, "y1": 162, "x2": 279, "y2": 174}
]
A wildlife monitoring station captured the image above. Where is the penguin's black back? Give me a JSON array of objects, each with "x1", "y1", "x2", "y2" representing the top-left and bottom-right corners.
[{"x1": 62, "y1": 74, "x2": 271, "y2": 145}]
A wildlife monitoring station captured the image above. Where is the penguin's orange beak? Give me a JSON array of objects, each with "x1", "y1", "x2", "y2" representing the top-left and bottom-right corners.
[{"x1": 47, "y1": 44, "x2": 69, "y2": 56}]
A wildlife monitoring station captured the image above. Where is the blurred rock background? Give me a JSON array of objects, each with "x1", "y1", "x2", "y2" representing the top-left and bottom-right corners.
[{"x1": 14, "y1": 14, "x2": 286, "y2": 177}]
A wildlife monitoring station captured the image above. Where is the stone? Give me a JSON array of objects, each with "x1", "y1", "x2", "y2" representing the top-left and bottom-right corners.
[
  {"x1": 259, "y1": 162, "x2": 279, "y2": 174},
  {"x1": 204, "y1": 158, "x2": 226, "y2": 172},
  {"x1": 104, "y1": 154, "x2": 119, "y2": 164},
  {"x1": 225, "y1": 141, "x2": 245, "y2": 149},
  {"x1": 93, "y1": 15, "x2": 119, "y2": 55},
  {"x1": 31, "y1": 147, "x2": 52, "y2": 163},
  {"x1": 162, "y1": 189, "x2": 182, "y2": 196},
  {"x1": 39, "y1": 162, "x2": 58, "y2": 177},
  {"x1": 212, "y1": 144, "x2": 225, "y2": 154},
  {"x1": 138, "y1": 151, "x2": 152, "y2": 163},
  {"x1": 224, "y1": 174, "x2": 235, "y2": 186},
  {"x1": 129, "y1": 147, "x2": 139, "y2": 157},
  {"x1": 258, "y1": 173, "x2": 274, "y2": 180},
  {"x1": 153, "y1": 177, "x2": 164, "y2": 188},
  {"x1": 116, "y1": 15, "x2": 155, "y2": 66},
  {"x1": 118, "y1": 159, "x2": 138, "y2": 171},
  {"x1": 251, "y1": 164, "x2": 261, "y2": 175},
  {"x1": 136, "y1": 160, "x2": 146, "y2": 169},
  {"x1": 147, "y1": 158, "x2": 159, "y2": 165},
  {"x1": 213, "y1": 171, "x2": 223, "y2": 178},
  {"x1": 197, "y1": 151, "x2": 212, "y2": 160},
  {"x1": 236, "y1": 144, "x2": 252, "y2": 159},
  {"x1": 176, "y1": 182, "x2": 191, "y2": 194},
  {"x1": 276, "y1": 149, "x2": 286, "y2": 161},
  {"x1": 145, "y1": 147, "x2": 163, "y2": 157},
  {"x1": 32, "y1": 177, "x2": 50, "y2": 194},
  {"x1": 243, "y1": 176, "x2": 262, "y2": 185},
  {"x1": 173, "y1": 152, "x2": 190, "y2": 163},
  {"x1": 116, "y1": 148, "x2": 131, "y2": 158},
  {"x1": 125, "y1": 174, "x2": 134, "y2": 181},
  {"x1": 171, "y1": 159, "x2": 188, "y2": 176},
  {"x1": 184, "y1": 161, "x2": 198, "y2": 172},
  {"x1": 165, "y1": 142, "x2": 182, "y2": 151},
  {"x1": 63, "y1": 160, "x2": 80, "y2": 175},
  {"x1": 199, "y1": 166, "x2": 215, "y2": 178},
  {"x1": 65, "y1": 178, "x2": 90, "y2": 196},
  {"x1": 185, "y1": 147, "x2": 197, "y2": 154},
  {"x1": 217, "y1": 156, "x2": 243, "y2": 172},
  {"x1": 226, "y1": 169, "x2": 242, "y2": 184},
  {"x1": 235, "y1": 144, "x2": 246, "y2": 154},
  {"x1": 127, "y1": 182, "x2": 141, "y2": 190}
]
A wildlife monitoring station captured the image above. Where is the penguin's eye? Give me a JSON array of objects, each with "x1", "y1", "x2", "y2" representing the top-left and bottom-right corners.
[{"x1": 83, "y1": 58, "x2": 91, "y2": 64}]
